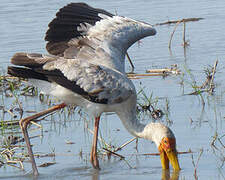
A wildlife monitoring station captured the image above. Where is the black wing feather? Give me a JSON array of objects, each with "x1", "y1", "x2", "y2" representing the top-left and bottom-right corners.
[
  {"x1": 7, "y1": 66, "x2": 108, "y2": 104},
  {"x1": 45, "y1": 3, "x2": 113, "y2": 56},
  {"x1": 45, "y1": 2, "x2": 113, "y2": 42}
]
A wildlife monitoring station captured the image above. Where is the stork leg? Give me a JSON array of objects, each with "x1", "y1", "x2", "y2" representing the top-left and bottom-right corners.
[
  {"x1": 19, "y1": 103, "x2": 67, "y2": 176},
  {"x1": 90, "y1": 116, "x2": 100, "y2": 169}
]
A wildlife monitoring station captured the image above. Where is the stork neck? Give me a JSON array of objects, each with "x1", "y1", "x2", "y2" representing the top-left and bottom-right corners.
[
  {"x1": 116, "y1": 96, "x2": 175, "y2": 148},
  {"x1": 116, "y1": 98, "x2": 153, "y2": 141},
  {"x1": 117, "y1": 110, "x2": 146, "y2": 138}
]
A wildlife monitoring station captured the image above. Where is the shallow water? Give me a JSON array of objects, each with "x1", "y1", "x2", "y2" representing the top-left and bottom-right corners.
[{"x1": 0, "y1": 0, "x2": 225, "y2": 179}]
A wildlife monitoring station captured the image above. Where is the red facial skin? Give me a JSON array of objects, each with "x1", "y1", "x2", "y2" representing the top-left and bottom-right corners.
[{"x1": 158, "y1": 137, "x2": 178, "y2": 170}]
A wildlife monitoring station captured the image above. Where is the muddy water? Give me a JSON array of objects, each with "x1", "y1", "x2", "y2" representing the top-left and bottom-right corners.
[{"x1": 0, "y1": 0, "x2": 225, "y2": 179}]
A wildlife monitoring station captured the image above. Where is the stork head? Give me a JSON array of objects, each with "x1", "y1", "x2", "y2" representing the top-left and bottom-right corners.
[
  {"x1": 158, "y1": 136, "x2": 180, "y2": 171},
  {"x1": 144, "y1": 123, "x2": 180, "y2": 171}
]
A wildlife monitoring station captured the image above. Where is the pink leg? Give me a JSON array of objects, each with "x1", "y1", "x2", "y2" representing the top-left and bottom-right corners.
[
  {"x1": 90, "y1": 116, "x2": 100, "y2": 169},
  {"x1": 20, "y1": 103, "x2": 67, "y2": 176}
]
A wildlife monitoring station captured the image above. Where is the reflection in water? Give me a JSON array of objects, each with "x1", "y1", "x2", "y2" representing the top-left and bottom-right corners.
[
  {"x1": 92, "y1": 170, "x2": 100, "y2": 180},
  {"x1": 161, "y1": 170, "x2": 180, "y2": 180}
]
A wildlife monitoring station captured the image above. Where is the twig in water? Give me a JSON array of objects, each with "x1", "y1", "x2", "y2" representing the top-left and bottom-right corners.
[
  {"x1": 138, "y1": 150, "x2": 193, "y2": 156},
  {"x1": 208, "y1": 60, "x2": 218, "y2": 94},
  {"x1": 218, "y1": 134, "x2": 225, "y2": 148},
  {"x1": 0, "y1": 147, "x2": 25, "y2": 170},
  {"x1": 30, "y1": 121, "x2": 42, "y2": 128},
  {"x1": 146, "y1": 65, "x2": 181, "y2": 75},
  {"x1": 127, "y1": 73, "x2": 167, "y2": 79},
  {"x1": 183, "y1": 21, "x2": 186, "y2": 45},
  {"x1": 103, "y1": 148, "x2": 125, "y2": 159},
  {"x1": 168, "y1": 20, "x2": 183, "y2": 49},
  {"x1": 35, "y1": 153, "x2": 55, "y2": 158},
  {"x1": 38, "y1": 162, "x2": 56, "y2": 167},
  {"x1": 191, "y1": 149, "x2": 203, "y2": 180},
  {"x1": 114, "y1": 137, "x2": 137, "y2": 152},
  {"x1": 155, "y1": 17, "x2": 204, "y2": 26},
  {"x1": 7, "y1": 160, "x2": 24, "y2": 170},
  {"x1": 211, "y1": 132, "x2": 219, "y2": 150},
  {"x1": 182, "y1": 21, "x2": 189, "y2": 47},
  {"x1": 126, "y1": 52, "x2": 135, "y2": 73},
  {"x1": 87, "y1": 128, "x2": 111, "y2": 148}
]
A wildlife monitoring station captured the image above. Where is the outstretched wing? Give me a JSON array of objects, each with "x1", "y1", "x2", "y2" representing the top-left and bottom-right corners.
[
  {"x1": 45, "y1": 3, "x2": 113, "y2": 56},
  {"x1": 8, "y1": 53, "x2": 135, "y2": 105},
  {"x1": 45, "y1": 3, "x2": 156, "y2": 73}
]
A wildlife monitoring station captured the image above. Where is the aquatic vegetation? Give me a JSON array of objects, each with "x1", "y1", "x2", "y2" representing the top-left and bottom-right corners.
[
  {"x1": 179, "y1": 60, "x2": 218, "y2": 96},
  {"x1": 136, "y1": 86, "x2": 172, "y2": 125}
]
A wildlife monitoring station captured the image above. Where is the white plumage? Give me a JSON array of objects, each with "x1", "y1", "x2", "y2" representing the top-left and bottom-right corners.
[{"x1": 8, "y1": 3, "x2": 180, "y2": 175}]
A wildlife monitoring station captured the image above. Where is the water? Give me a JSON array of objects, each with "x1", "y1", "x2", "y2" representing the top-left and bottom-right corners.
[{"x1": 0, "y1": 0, "x2": 225, "y2": 179}]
